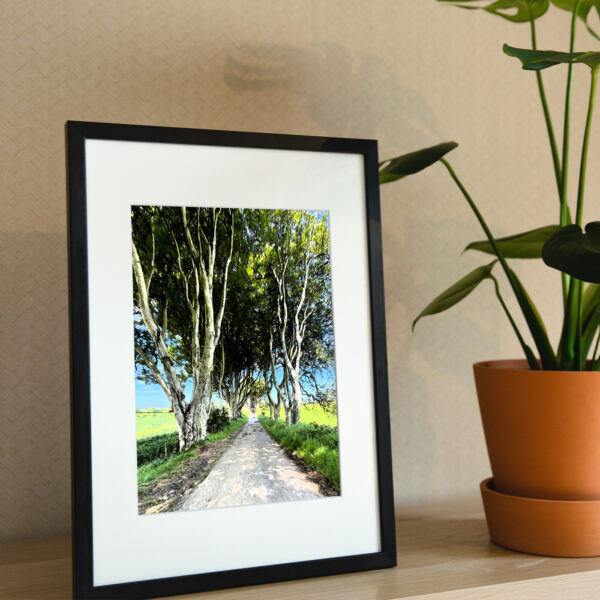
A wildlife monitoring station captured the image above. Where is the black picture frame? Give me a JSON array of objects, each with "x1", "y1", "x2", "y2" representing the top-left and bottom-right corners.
[{"x1": 66, "y1": 121, "x2": 396, "y2": 600}]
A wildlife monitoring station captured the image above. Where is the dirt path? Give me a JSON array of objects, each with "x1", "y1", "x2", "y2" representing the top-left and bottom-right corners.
[
  {"x1": 177, "y1": 417, "x2": 325, "y2": 511},
  {"x1": 138, "y1": 426, "x2": 245, "y2": 514}
]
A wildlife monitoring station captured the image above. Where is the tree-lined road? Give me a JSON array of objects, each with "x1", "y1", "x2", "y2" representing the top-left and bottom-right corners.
[
  {"x1": 133, "y1": 207, "x2": 335, "y2": 452},
  {"x1": 178, "y1": 418, "x2": 325, "y2": 511}
]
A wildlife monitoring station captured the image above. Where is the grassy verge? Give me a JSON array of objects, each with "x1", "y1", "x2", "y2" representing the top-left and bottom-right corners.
[
  {"x1": 137, "y1": 432, "x2": 180, "y2": 466},
  {"x1": 256, "y1": 403, "x2": 338, "y2": 427},
  {"x1": 137, "y1": 417, "x2": 247, "y2": 485},
  {"x1": 259, "y1": 417, "x2": 340, "y2": 490}
]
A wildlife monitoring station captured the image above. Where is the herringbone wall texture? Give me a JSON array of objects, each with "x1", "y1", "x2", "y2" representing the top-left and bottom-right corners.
[{"x1": 1, "y1": 1, "x2": 598, "y2": 539}]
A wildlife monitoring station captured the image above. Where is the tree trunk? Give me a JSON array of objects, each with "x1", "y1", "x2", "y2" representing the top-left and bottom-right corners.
[
  {"x1": 271, "y1": 235, "x2": 317, "y2": 429},
  {"x1": 177, "y1": 405, "x2": 200, "y2": 452},
  {"x1": 289, "y1": 368, "x2": 302, "y2": 425},
  {"x1": 134, "y1": 209, "x2": 234, "y2": 454},
  {"x1": 197, "y1": 398, "x2": 211, "y2": 441},
  {"x1": 133, "y1": 241, "x2": 191, "y2": 446},
  {"x1": 190, "y1": 357, "x2": 214, "y2": 442},
  {"x1": 199, "y1": 401, "x2": 209, "y2": 441},
  {"x1": 180, "y1": 207, "x2": 234, "y2": 446}
]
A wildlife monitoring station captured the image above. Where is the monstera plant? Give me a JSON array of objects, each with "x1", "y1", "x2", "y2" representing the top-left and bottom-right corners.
[
  {"x1": 381, "y1": 0, "x2": 600, "y2": 558},
  {"x1": 380, "y1": 0, "x2": 600, "y2": 372}
]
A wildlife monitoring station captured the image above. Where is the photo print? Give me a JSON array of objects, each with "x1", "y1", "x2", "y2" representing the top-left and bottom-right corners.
[{"x1": 132, "y1": 206, "x2": 340, "y2": 514}]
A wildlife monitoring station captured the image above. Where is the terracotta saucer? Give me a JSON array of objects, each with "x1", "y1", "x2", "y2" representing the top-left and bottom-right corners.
[{"x1": 480, "y1": 478, "x2": 600, "y2": 557}]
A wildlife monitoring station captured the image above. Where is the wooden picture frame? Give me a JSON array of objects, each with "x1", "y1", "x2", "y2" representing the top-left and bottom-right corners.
[{"x1": 66, "y1": 121, "x2": 395, "y2": 599}]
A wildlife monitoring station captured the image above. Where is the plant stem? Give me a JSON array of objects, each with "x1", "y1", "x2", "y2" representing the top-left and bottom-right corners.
[
  {"x1": 577, "y1": 281, "x2": 583, "y2": 370},
  {"x1": 560, "y1": 0, "x2": 582, "y2": 227},
  {"x1": 440, "y1": 160, "x2": 509, "y2": 276},
  {"x1": 591, "y1": 328, "x2": 600, "y2": 369},
  {"x1": 440, "y1": 158, "x2": 557, "y2": 369},
  {"x1": 575, "y1": 66, "x2": 599, "y2": 226},
  {"x1": 553, "y1": 1, "x2": 584, "y2": 365},
  {"x1": 530, "y1": 17, "x2": 562, "y2": 196},
  {"x1": 491, "y1": 275, "x2": 539, "y2": 370},
  {"x1": 557, "y1": 67, "x2": 599, "y2": 370},
  {"x1": 558, "y1": 1, "x2": 582, "y2": 303},
  {"x1": 558, "y1": 277, "x2": 582, "y2": 370}
]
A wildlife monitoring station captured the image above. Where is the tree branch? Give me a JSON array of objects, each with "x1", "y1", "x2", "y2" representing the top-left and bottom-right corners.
[
  {"x1": 181, "y1": 207, "x2": 199, "y2": 262},
  {"x1": 215, "y1": 210, "x2": 235, "y2": 344},
  {"x1": 146, "y1": 228, "x2": 156, "y2": 292}
]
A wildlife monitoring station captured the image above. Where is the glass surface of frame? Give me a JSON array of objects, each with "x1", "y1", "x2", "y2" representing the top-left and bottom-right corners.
[{"x1": 67, "y1": 122, "x2": 395, "y2": 599}]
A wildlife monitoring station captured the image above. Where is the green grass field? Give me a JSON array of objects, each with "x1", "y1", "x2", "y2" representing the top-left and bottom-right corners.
[
  {"x1": 298, "y1": 403, "x2": 338, "y2": 426},
  {"x1": 137, "y1": 403, "x2": 336, "y2": 440},
  {"x1": 257, "y1": 402, "x2": 337, "y2": 427},
  {"x1": 136, "y1": 409, "x2": 177, "y2": 440},
  {"x1": 259, "y1": 416, "x2": 339, "y2": 490}
]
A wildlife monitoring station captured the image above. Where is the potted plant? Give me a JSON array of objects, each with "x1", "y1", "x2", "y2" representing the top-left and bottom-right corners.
[{"x1": 380, "y1": 0, "x2": 600, "y2": 557}]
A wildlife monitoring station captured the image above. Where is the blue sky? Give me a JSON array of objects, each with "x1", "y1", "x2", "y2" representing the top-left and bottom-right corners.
[
  {"x1": 135, "y1": 366, "x2": 336, "y2": 409},
  {"x1": 135, "y1": 379, "x2": 180, "y2": 409}
]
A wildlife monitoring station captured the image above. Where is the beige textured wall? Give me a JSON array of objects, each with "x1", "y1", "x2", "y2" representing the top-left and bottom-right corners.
[{"x1": 2, "y1": 0, "x2": 598, "y2": 540}]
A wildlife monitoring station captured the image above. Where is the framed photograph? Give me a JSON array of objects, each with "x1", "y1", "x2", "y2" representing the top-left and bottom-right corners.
[{"x1": 67, "y1": 121, "x2": 395, "y2": 599}]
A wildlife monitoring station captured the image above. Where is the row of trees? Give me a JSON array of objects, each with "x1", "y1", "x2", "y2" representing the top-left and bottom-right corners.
[{"x1": 132, "y1": 206, "x2": 336, "y2": 451}]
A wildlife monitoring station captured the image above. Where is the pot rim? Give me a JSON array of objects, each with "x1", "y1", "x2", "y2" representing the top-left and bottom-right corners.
[
  {"x1": 473, "y1": 358, "x2": 600, "y2": 375},
  {"x1": 482, "y1": 478, "x2": 600, "y2": 506}
]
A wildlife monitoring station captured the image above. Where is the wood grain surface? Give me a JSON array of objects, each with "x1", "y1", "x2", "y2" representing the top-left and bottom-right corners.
[{"x1": 2, "y1": 498, "x2": 600, "y2": 599}]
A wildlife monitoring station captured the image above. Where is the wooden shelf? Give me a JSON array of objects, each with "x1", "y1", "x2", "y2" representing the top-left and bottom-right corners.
[{"x1": 2, "y1": 497, "x2": 600, "y2": 599}]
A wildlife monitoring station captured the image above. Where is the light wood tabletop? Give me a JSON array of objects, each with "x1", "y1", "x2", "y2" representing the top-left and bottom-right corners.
[{"x1": 2, "y1": 497, "x2": 600, "y2": 599}]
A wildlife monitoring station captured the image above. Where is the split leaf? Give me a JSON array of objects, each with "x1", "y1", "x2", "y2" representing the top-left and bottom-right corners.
[
  {"x1": 542, "y1": 222, "x2": 600, "y2": 283},
  {"x1": 436, "y1": 0, "x2": 549, "y2": 22},
  {"x1": 550, "y1": 0, "x2": 600, "y2": 41}
]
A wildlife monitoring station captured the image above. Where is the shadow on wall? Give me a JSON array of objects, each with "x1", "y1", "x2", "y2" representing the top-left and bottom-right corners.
[
  {"x1": 224, "y1": 42, "x2": 442, "y2": 149},
  {"x1": 0, "y1": 231, "x2": 70, "y2": 540},
  {"x1": 223, "y1": 43, "x2": 486, "y2": 499},
  {"x1": 379, "y1": 208, "x2": 503, "y2": 498},
  {"x1": 384, "y1": 211, "x2": 504, "y2": 374}
]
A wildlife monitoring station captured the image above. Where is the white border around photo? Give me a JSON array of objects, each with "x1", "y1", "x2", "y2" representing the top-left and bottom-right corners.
[{"x1": 84, "y1": 139, "x2": 381, "y2": 586}]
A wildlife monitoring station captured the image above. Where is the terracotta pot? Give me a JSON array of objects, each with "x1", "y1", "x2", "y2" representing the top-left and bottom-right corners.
[{"x1": 473, "y1": 359, "x2": 600, "y2": 501}]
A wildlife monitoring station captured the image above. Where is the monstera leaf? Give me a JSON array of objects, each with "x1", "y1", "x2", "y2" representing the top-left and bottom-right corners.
[
  {"x1": 542, "y1": 223, "x2": 600, "y2": 283},
  {"x1": 551, "y1": 0, "x2": 600, "y2": 40},
  {"x1": 379, "y1": 142, "x2": 458, "y2": 184},
  {"x1": 465, "y1": 225, "x2": 560, "y2": 258},
  {"x1": 436, "y1": 0, "x2": 549, "y2": 22},
  {"x1": 504, "y1": 44, "x2": 600, "y2": 69}
]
